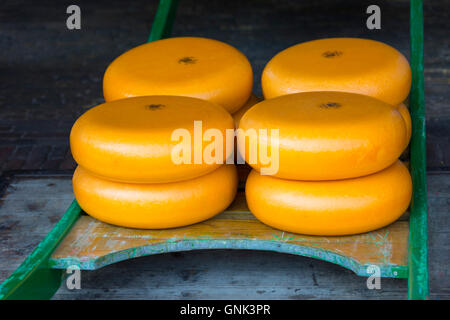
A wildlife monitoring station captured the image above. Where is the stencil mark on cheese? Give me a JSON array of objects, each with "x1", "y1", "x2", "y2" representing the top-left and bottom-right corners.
[
  {"x1": 322, "y1": 51, "x2": 343, "y2": 58},
  {"x1": 178, "y1": 56, "x2": 197, "y2": 64},
  {"x1": 320, "y1": 102, "x2": 341, "y2": 108},
  {"x1": 146, "y1": 104, "x2": 164, "y2": 110}
]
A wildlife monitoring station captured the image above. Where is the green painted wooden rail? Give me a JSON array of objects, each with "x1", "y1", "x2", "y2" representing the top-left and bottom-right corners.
[{"x1": 0, "y1": 0, "x2": 428, "y2": 300}]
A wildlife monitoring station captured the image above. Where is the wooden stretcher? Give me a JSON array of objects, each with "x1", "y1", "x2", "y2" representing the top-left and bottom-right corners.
[{"x1": 0, "y1": 0, "x2": 428, "y2": 300}]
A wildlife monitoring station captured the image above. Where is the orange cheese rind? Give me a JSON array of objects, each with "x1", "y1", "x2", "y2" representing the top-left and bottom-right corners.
[
  {"x1": 73, "y1": 165, "x2": 238, "y2": 229},
  {"x1": 262, "y1": 38, "x2": 411, "y2": 106},
  {"x1": 70, "y1": 95, "x2": 234, "y2": 183},
  {"x1": 103, "y1": 37, "x2": 253, "y2": 113},
  {"x1": 396, "y1": 103, "x2": 412, "y2": 148},
  {"x1": 238, "y1": 91, "x2": 407, "y2": 180},
  {"x1": 245, "y1": 160, "x2": 412, "y2": 236}
]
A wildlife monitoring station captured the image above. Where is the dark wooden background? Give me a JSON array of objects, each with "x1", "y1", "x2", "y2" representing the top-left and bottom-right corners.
[
  {"x1": 0, "y1": 0, "x2": 448, "y2": 299},
  {"x1": 0, "y1": 0, "x2": 448, "y2": 173}
]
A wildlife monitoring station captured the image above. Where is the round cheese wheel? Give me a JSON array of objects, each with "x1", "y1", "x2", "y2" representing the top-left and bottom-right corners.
[
  {"x1": 232, "y1": 93, "x2": 262, "y2": 128},
  {"x1": 73, "y1": 164, "x2": 238, "y2": 229},
  {"x1": 262, "y1": 38, "x2": 411, "y2": 106},
  {"x1": 103, "y1": 37, "x2": 253, "y2": 113},
  {"x1": 397, "y1": 103, "x2": 412, "y2": 147},
  {"x1": 237, "y1": 91, "x2": 407, "y2": 180},
  {"x1": 245, "y1": 160, "x2": 412, "y2": 236},
  {"x1": 70, "y1": 96, "x2": 234, "y2": 183}
]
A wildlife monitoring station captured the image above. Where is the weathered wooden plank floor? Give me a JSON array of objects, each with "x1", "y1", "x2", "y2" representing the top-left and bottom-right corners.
[{"x1": 0, "y1": 173, "x2": 448, "y2": 299}]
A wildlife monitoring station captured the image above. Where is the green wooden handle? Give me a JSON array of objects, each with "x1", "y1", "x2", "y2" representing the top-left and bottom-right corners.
[
  {"x1": 0, "y1": 201, "x2": 82, "y2": 300},
  {"x1": 408, "y1": 0, "x2": 429, "y2": 300},
  {"x1": 148, "y1": 0, "x2": 179, "y2": 42}
]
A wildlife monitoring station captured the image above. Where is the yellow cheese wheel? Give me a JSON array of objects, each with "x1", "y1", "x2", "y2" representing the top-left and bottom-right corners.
[
  {"x1": 232, "y1": 93, "x2": 262, "y2": 128},
  {"x1": 397, "y1": 103, "x2": 412, "y2": 147},
  {"x1": 237, "y1": 91, "x2": 407, "y2": 180},
  {"x1": 70, "y1": 96, "x2": 234, "y2": 183},
  {"x1": 246, "y1": 160, "x2": 412, "y2": 236},
  {"x1": 103, "y1": 37, "x2": 253, "y2": 113},
  {"x1": 262, "y1": 38, "x2": 411, "y2": 106},
  {"x1": 73, "y1": 165, "x2": 238, "y2": 229}
]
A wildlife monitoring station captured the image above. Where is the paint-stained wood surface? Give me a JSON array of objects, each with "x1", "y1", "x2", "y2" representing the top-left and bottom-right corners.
[{"x1": 50, "y1": 192, "x2": 409, "y2": 278}]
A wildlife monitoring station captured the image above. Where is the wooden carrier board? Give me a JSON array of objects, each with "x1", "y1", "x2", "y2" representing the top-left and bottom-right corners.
[
  {"x1": 0, "y1": 0, "x2": 428, "y2": 300},
  {"x1": 49, "y1": 191, "x2": 409, "y2": 278}
]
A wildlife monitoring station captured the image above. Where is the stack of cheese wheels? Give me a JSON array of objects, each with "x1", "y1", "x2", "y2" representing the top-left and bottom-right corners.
[
  {"x1": 71, "y1": 95, "x2": 238, "y2": 229},
  {"x1": 240, "y1": 40, "x2": 414, "y2": 237},
  {"x1": 240, "y1": 92, "x2": 412, "y2": 235},
  {"x1": 103, "y1": 37, "x2": 253, "y2": 114}
]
